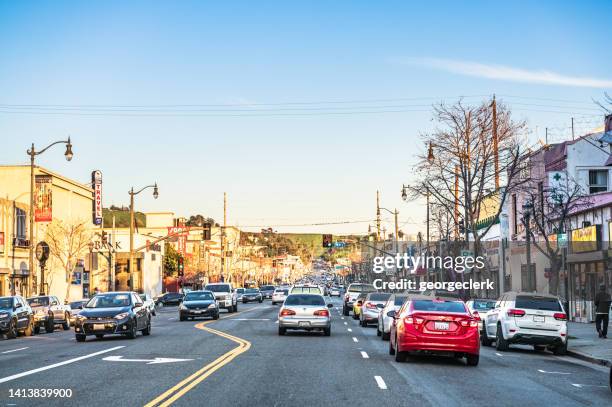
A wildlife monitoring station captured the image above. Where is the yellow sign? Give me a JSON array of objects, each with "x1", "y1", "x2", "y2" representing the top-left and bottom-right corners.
[{"x1": 571, "y1": 225, "x2": 599, "y2": 253}]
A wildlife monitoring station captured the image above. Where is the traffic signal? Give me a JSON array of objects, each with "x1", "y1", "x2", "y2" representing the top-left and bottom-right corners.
[
  {"x1": 202, "y1": 222, "x2": 212, "y2": 240},
  {"x1": 178, "y1": 256, "x2": 184, "y2": 277},
  {"x1": 322, "y1": 234, "x2": 333, "y2": 248}
]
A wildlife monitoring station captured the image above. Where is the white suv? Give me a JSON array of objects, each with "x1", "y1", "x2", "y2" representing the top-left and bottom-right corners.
[
  {"x1": 204, "y1": 283, "x2": 238, "y2": 313},
  {"x1": 482, "y1": 292, "x2": 568, "y2": 354},
  {"x1": 342, "y1": 283, "x2": 376, "y2": 316}
]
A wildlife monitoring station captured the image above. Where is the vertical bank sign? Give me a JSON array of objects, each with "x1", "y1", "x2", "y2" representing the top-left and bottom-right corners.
[
  {"x1": 34, "y1": 175, "x2": 53, "y2": 222},
  {"x1": 92, "y1": 170, "x2": 103, "y2": 225}
]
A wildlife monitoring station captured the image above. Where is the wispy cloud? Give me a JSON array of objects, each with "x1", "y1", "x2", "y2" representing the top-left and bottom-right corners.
[{"x1": 401, "y1": 57, "x2": 612, "y2": 88}]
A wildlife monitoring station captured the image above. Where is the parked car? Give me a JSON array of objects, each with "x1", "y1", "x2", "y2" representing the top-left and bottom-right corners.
[
  {"x1": 204, "y1": 283, "x2": 238, "y2": 313},
  {"x1": 465, "y1": 299, "x2": 496, "y2": 331},
  {"x1": 235, "y1": 288, "x2": 245, "y2": 302},
  {"x1": 27, "y1": 295, "x2": 71, "y2": 333},
  {"x1": 352, "y1": 293, "x2": 368, "y2": 320},
  {"x1": 481, "y1": 292, "x2": 568, "y2": 354},
  {"x1": 377, "y1": 293, "x2": 408, "y2": 340},
  {"x1": 0, "y1": 296, "x2": 34, "y2": 339},
  {"x1": 278, "y1": 294, "x2": 333, "y2": 336},
  {"x1": 360, "y1": 292, "x2": 391, "y2": 327},
  {"x1": 389, "y1": 295, "x2": 480, "y2": 366},
  {"x1": 73, "y1": 291, "x2": 151, "y2": 342},
  {"x1": 259, "y1": 285, "x2": 275, "y2": 299},
  {"x1": 242, "y1": 288, "x2": 263, "y2": 303},
  {"x1": 157, "y1": 292, "x2": 184, "y2": 307},
  {"x1": 68, "y1": 300, "x2": 89, "y2": 324},
  {"x1": 272, "y1": 288, "x2": 289, "y2": 305},
  {"x1": 343, "y1": 283, "x2": 377, "y2": 316},
  {"x1": 179, "y1": 291, "x2": 219, "y2": 321},
  {"x1": 139, "y1": 293, "x2": 157, "y2": 316}
]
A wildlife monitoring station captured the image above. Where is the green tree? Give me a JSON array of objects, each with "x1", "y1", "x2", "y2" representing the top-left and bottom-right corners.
[{"x1": 164, "y1": 243, "x2": 180, "y2": 277}]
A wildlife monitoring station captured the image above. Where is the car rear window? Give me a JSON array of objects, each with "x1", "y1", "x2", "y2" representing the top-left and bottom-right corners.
[
  {"x1": 369, "y1": 293, "x2": 391, "y2": 301},
  {"x1": 284, "y1": 295, "x2": 325, "y2": 306},
  {"x1": 291, "y1": 287, "x2": 322, "y2": 294},
  {"x1": 472, "y1": 300, "x2": 496, "y2": 310},
  {"x1": 275, "y1": 289, "x2": 288, "y2": 294},
  {"x1": 515, "y1": 296, "x2": 562, "y2": 311},
  {"x1": 412, "y1": 300, "x2": 466, "y2": 313},
  {"x1": 0, "y1": 297, "x2": 13, "y2": 309},
  {"x1": 261, "y1": 286, "x2": 275, "y2": 291},
  {"x1": 348, "y1": 284, "x2": 376, "y2": 293}
]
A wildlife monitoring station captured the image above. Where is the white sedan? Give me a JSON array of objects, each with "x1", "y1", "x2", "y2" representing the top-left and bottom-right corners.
[
  {"x1": 272, "y1": 288, "x2": 289, "y2": 305},
  {"x1": 139, "y1": 293, "x2": 157, "y2": 316}
]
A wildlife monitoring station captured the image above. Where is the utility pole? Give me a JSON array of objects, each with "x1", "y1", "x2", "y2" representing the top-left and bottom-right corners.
[
  {"x1": 454, "y1": 165, "x2": 460, "y2": 239},
  {"x1": 376, "y1": 190, "x2": 381, "y2": 241},
  {"x1": 426, "y1": 187, "x2": 430, "y2": 283},
  {"x1": 571, "y1": 117, "x2": 575, "y2": 140},
  {"x1": 492, "y1": 95, "x2": 500, "y2": 190},
  {"x1": 393, "y1": 209, "x2": 399, "y2": 254},
  {"x1": 220, "y1": 192, "x2": 227, "y2": 282}
]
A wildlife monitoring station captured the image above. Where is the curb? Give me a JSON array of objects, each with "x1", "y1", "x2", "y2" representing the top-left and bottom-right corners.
[{"x1": 567, "y1": 349, "x2": 611, "y2": 368}]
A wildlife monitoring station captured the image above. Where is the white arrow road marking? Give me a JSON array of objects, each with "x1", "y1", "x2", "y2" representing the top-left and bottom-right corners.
[
  {"x1": 352, "y1": 337, "x2": 358, "y2": 343},
  {"x1": 571, "y1": 383, "x2": 608, "y2": 388},
  {"x1": 361, "y1": 351, "x2": 369, "y2": 359},
  {"x1": 374, "y1": 376, "x2": 387, "y2": 390},
  {"x1": 103, "y1": 356, "x2": 194, "y2": 365},
  {"x1": 537, "y1": 369, "x2": 570, "y2": 375},
  {"x1": 0, "y1": 346, "x2": 125, "y2": 384},
  {"x1": 341, "y1": 317, "x2": 344, "y2": 320},
  {"x1": 1, "y1": 347, "x2": 29, "y2": 354}
]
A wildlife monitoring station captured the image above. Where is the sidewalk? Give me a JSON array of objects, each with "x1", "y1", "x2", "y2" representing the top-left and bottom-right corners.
[{"x1": 568, "y1": 321, "x2": 612, "y2": 367}]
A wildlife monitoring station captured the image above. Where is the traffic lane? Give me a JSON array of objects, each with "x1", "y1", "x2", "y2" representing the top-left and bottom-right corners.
[
  {"x1": 351, "y1": 312, "x2": 611, "y2": 406},
  {"x1": 173, "y1": 297, "x2": 426, "y2": 407},
  {"x1": 0, "y1": 304, "x2": 256, "y2": 406}
]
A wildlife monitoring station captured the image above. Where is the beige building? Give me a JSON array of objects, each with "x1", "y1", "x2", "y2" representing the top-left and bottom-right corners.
[{"x1": 0, "y1": 165, "x2": 94, "y2": 300}]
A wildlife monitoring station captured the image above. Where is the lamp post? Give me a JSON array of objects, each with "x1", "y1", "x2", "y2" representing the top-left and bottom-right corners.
[
  {"x1": 128, "y1": 183, "x2": 158, "y2": 293},
  {"x1": 522, "y1": 201, "x2": 533, "y2": 288},
  {"x1": 27, "y1": 138, "x2": 73, "y2": 295}
]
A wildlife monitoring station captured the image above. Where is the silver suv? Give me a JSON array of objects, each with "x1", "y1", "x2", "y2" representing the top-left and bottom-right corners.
[
  {"x1": 27, "y1": 295, "x2": 71, "y2": 333},
  {"x1": 482, "y1": 292, "x2": 568, "y2": 354},
  {"x1": 204, "y1": 283, "x2": 238, "y2": 313}
]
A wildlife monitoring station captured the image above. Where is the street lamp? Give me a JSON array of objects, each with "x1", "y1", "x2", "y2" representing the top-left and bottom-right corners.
[
  {"x1": 27, "y1": 137, "x2": 73, "y2": 295},
  {"x1": 128, "y1": 183, "x2": 159, "y2": 293},
  {"x1": 522, "y1": 201, "x2": 533, "y2": 288}
]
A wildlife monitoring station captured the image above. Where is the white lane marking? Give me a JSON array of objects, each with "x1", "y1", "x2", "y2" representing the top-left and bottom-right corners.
[
  {"x1": 341, "y1": 317, "x2": 344, "y2": 320},
  {"x1": 352, "y1": 337, "x2": 358, "y2": 343},
  {"x1": 167, "y1": 318, "x2": 176, "y2": 321},
  {"x1": 103, "y1": 355, "x2": 193, "y2": 364},
  {"x1": 495, "y1": 352, "x2": 503, "y2": 356},
  {"x1": 538, "y1": 369, "x2": 570, "y2": 375},
  {"x1": 275, "y1": 320, "x2": 279, "y2": 324},
  {"x1": 344, "y1": 322, "x2": 348, "y2": 325},
  {"x1": 347, "y1": 328, "x2": 352, "y2": 332},
  {"x1": 374, "y1": 376, "x2": 387, "y2": 390},
  {"x1": 0, "y1": 346, "x2": 125, "y2": 384},
  {"x1": 361, "y1": 351, "x2": 369, "y2": 359},
  {"x1": 1, "y1": 347, "x2": 29, "y2": 354},
  {"x1": 571, "y1": 383, "x2": 608, "y2": 388}
]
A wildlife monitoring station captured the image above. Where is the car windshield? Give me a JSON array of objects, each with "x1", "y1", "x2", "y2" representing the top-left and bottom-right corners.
[
  {"x1": 348, "y1": 284, "x2": 376, "y2": 293},
  {"x1": 236, "y1": 289, "x2": 245, "y2": 293},
  {"x1": 139, "y1": 294, "x2": 148, "y2": 301},
  {"x1": 205, "y1": 285, "x2": 230, "y2": 292},
  {"x1": 515, "y1": 296, "x2": 562, "y2": 311},
  {"x1": 0, "y1": 297, "x2": 13, "y2": 309},
  {"x1": 86, "y1": 294, "x2": 131, "y2": 308},
  {"x1": 472, "y1": 300, "x2": 496, "y2": 310},
  {"x1": 27, "y1": 297, "x2": 49, "y2": 307},
  {"x1": 394, "y1": 296, "x2": 407, "y2": 306},
  {"x1": 412, "y1": 300, "x2": 466, "y2": 313},
  {"x1": 185, "y1": 292, "x2": 214, "y2": 301},
  {"x1": 284, "y1": 294, "x2": 325, "y2": 306},
  {"x1": 70, "y1": 301, "x2": 87, "y2": 309},
  {"x1": 245, "y1": 289, "x2": 259, "y2": 294},
  {"x1": 368, "y1": 293, "x2": 391, "y2": 301}
]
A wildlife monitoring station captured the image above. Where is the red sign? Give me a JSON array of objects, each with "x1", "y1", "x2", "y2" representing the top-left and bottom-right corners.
[
  {"x1": 34, "y1": 175, "x2": 53, "y2": 222},
  {"x1": 167, "y1": 226, "x2": 190, "y2": 236},
  {"x1": 0, "y1": 232, "x2": 4, "y2": 253}
]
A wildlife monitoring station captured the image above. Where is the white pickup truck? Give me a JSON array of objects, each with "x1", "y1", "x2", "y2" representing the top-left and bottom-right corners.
[{"x1": 204, "y1": 283, "x2": 238, "y2": 313}]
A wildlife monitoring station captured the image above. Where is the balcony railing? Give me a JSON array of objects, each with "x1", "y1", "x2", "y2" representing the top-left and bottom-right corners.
[{"x1": 12, "y1": 237, "x2": 30, "y2": 248}]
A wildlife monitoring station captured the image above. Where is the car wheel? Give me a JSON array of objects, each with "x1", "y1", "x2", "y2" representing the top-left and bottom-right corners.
[
  {"x1": 62, "y1": 313, "x2": 70, "y2": 330},
  {"x1": 259, "y1": 299, "x2": 262, "y2": 303},
  {"x1": 376, "y1": 324, "x2": 381, "y2": 336},
  {"x1": 179, "y1": 314, "x2": 186, "y2": 321},
  {"x1": 45, "y1": 317, "x2": 55, "y2": 333},
  {"x1": 142, "y1": 319, "x2": 151, "y2": 336},
  {"x1": 126, "y1": 321, "x2": 137, "y2": 339},
  {"x1": 389, "y1": 336, "x2": 395, "y2": 355},
  {"x1": 394, "y1": 337, "x2": 406, "y2": 362},
  {"x1": 323, "y1": 327, "x2": 331, "y2": 336},
  {"x1": 213, "y1": 313, "x2": 219, "y2": 320},
  {"x1": 481, "y1": 329, "x2": 493, "y2": 347},
  {"x1": 382, "y1": 329, "x2": 390, "y2": 341},
  {"x1": 278, "y1": 327, "x2": 286, "y2": 336},
  {"x1": 466, "y1": 354, "x2": 479, "y2": 366},
  {"x1": 24, "y1": 318, "x2": 34, "y2": 336},
  {"x1": 34, "y1": 326, "x2": 41, "y2": 335},
  {"x1": 96, "y1": 334, "x2": 104, "y2": 339},
  {"x1": 6, "y1": 319, "x2": 17, "y2": 339},
  {"x1": 152, "y1": 310, "x2": 156, "y2": 316},
  {"x1": 234, "y1": 303, "x2": 238, "y2": 312},
  {"x1": 552, "y1": 340, "x2": 567, "y2": 356},
  {"x1": 76, "y1": 334, "x2": 86, "y2": 342},
  {"x1": 495, "y1": 324, "x2": 509, "y2": 351}
]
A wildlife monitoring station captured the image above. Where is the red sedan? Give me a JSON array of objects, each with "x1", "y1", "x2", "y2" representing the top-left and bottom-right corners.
[{"x1": 389, "y1": 296, "x2": 480, "y2": 366}]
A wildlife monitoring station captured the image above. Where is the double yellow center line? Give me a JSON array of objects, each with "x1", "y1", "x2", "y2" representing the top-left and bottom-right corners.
[{"x1": 144, "y1": 310, "x2": 256, "y2": 407}]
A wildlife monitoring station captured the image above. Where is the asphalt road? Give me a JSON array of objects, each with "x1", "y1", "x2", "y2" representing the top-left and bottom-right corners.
[{"x1": 0, "y1": 297, "x2": 610, "y2": 406}]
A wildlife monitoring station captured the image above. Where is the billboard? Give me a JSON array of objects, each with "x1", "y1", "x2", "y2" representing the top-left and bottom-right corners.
[
  {"x1": 34, "y1": 175, "x2": 53, "y2": 222},
  {"x1": 92, "y1": 170, "x2": 103, "y2": 225}
]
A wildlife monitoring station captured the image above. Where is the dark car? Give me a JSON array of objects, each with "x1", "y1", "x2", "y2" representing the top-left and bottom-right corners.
[
  {"x1": 242, "y1": 288, "x2": 263, "y2": 303},
  {"x1": 259, "y1": 285, "x2": 275, "y2": 299},
  {"x1": 73, "y1": 291, "x2": 151, "y2": 342},
  {"x1": 179, "y1": 291, "x2": 219, "y2": 321},
  {"x1": 0, "y1": 296, "x2": 34, "y2": 339},
  {"x1": 158, "y1": 292, "x2": 184, "y2": 306}
]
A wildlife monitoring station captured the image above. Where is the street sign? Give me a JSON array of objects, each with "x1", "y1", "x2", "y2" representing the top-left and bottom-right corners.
[
  {"x1": 557, "y1": 233, "x2": 568, "y2": 248},
  {"x1": 334, "y1": 241, "x2": 346, "y2": 248}
]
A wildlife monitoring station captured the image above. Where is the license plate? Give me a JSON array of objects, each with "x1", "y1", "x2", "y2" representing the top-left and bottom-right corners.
[
  {"x1": 298, "y1": 321, "x2": 310, "y2": 327},
  {"x1": 193, "y1": 311, "x2": 202, "y2": 314},
  {"x1": 533, "y1": 315, "x2": 545, "y2": 323},
  {"x1": 93, "y1": 324, "x2": 105, "y2": 330},
  {"x1": 434, "y1": 321, "x2": 450, "y2": 330}
]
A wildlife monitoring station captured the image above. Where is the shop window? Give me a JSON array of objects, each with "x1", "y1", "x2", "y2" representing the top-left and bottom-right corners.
[
  {"x1": 521, "y1": 264, "x2": 536, "y2": 292},
  {"x1": 588, "y1": 170, "x2": 608, "y2": 194},
  {"x1": 15, "y1": 208, "x2": 26, "y2": 239}
]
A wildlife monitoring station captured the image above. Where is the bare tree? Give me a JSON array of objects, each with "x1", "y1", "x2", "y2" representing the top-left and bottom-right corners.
[{"x1": 45, "y1": 219, "x2": 92, "y2": 300}]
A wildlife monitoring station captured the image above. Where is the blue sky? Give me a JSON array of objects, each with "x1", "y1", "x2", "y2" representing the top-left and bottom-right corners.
[{"x1": 1, "y1": 1, "x2": 610, "y2": 235}]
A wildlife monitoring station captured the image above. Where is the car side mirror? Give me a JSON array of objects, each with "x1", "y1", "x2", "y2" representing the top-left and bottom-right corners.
[
  {"x1": 52, "y1": 301, "x2": 58, "y2": 306},
  {"x1": 327, "y1": 303, "x2": 333, "y2": 308},
  {"x1": 135, "y1": 302, "x2": 144, "y2": 308},
  {"x1": 14, "y1": 303, "x2": 22, "y2": 310},
  {"x1": 387, "y1": 310, "x2": 396, "y2": 318},
  {"x1": 377, "y1": 303, "x2": 385, "y2": 309},
  {"x1": 472, "y1": 311, "x2": 481, "y2": 321}
]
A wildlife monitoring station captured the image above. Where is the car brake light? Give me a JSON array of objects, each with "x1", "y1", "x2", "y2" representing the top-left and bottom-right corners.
[
  {"x1": 365, "y1": 302, "x2": 377, "y2": 310},
  {"x1": 507, "y1": 309, "x2": 525, "y2": 317},
  {"x1": 314, "y1": 309, "x2": 329, "y2": 317},
  {"x1": 553, "y1": 313, "x2": 567, "y2": 321},
  {"x1": 460, "y1": 320, "x2": 479, "y2": 327},
  {"x1": 404, "y1": 316, "x2": 423, "y2": 325},
  {"x1": 280, "y1": 308, "x2": 296, "y2": 317}
]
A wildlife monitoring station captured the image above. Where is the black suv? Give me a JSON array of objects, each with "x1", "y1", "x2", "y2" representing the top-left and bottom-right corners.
[
  {"x1": 0, "y1": 296, "x2": 35, "y2": 339},
  {"x1": 259, "y1": 285, "x2": 275, "y2": 299},
  {"x1": 157, "y1": 292, "x2": 184, "y2": 306}
]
